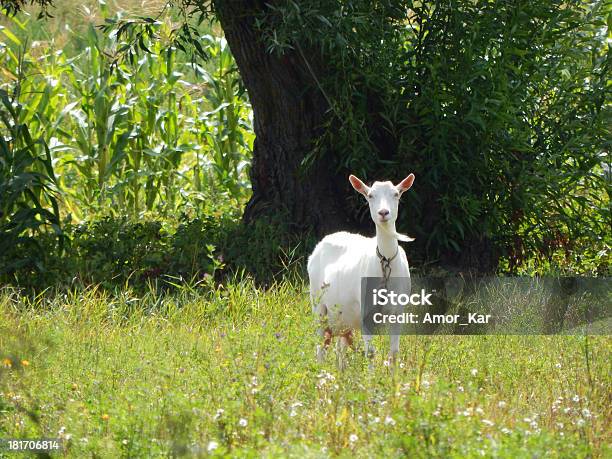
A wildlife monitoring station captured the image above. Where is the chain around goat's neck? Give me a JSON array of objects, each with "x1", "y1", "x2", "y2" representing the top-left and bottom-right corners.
[{"x1": 376, "y1": 245, "x2": 398, "y2": 289}]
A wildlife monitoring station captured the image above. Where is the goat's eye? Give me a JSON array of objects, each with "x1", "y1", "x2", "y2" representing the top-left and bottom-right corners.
[
  {"x1": 394, "y1": 192, "x2": 400, "y2": 198},
  {"x1": 367, "y1": 194, "x2": 373, "y2": 199}
]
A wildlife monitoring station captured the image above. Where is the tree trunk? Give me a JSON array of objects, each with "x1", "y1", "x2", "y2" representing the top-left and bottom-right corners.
[
  {"x1": 214, "y1": 1, "x2": 353, "y2": 236},
  {"x1": 213, "y1": 1, "x2": 499, "y2": 272}
]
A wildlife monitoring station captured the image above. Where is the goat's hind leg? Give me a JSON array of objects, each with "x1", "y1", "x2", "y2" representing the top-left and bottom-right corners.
[
  {"x1": 335, "y1": 329, "x2": 354, "y2": 371},
  {"x1": 340, "y1": 329, "x2": 355, "y2": 350}
]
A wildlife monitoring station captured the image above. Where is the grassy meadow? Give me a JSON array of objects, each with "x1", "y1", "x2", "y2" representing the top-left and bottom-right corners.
[{"x1": 1, "y1": 281, "x2": 610, "y2": 457}]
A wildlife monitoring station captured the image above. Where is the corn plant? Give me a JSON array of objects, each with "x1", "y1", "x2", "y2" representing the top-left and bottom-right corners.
[
  {"x1": 118, "y1": 31, "x2": 197, "y2": 215},
  {"x1": 193, "y1": 35, "x2": 253, "y2": 198},
  {"x1": 1, "y1": 5, "x2": 254, "y2": 222},
  {"x1": 0, "y1": 72, "x2": 62, "y2": 274},
  {"x1": 59, "y1": 23, "x2": 132, "y2": 212}
]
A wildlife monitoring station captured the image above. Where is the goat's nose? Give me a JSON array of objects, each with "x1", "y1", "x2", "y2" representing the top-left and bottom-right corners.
[{"x1": 378, "y1": 209, "x2": 390, "y2": 217}]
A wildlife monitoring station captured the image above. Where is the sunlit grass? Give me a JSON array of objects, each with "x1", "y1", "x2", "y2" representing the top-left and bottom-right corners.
[{"x1": 0, "y1": 279, "x2": 609, "y2": 457}]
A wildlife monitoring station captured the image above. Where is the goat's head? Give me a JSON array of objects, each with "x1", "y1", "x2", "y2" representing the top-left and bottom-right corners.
[{"x1": 349, "y1": 174, "x2": 415, "y2": 227}]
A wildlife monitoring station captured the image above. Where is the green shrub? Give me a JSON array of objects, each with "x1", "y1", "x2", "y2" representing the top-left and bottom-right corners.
[
  {"x1": 70, "y1": 216, "x2": 223, "y2": 287},
  {"x1": 217, "y1": 215, "x2": 316, "y2": 285},
  {"x1": 0, "y1": 210, "x2": 313, "y2": 291}
]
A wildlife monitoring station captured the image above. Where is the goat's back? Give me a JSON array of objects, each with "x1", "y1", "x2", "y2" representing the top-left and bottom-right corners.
[
  {"x1": 307, "y1": 231, "x2": 371, "y2": 279},
  {"x1": 307, "y1": 231, "x2": 374, "y2": 310}
]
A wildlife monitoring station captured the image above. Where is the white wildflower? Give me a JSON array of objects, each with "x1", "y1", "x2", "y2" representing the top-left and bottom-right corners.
[{"x1": 384, "y1": 416, "x2": 396, "y2": 426}]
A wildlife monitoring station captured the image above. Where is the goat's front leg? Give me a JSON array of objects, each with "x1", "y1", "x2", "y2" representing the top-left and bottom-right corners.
[
  {"x1": 389, "y1": 334, "x2": 400, "y2": 364},
  {"x1": 363, "y1": 334, "x2": 375, "y2": 370},
  {"x1": 363, "y1": 334, "x2": 375, "y2": 358}
]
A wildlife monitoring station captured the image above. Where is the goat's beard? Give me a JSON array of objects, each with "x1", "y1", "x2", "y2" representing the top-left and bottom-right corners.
[{"x1": 377, "y1": 221, "x2": 415, "y2": 242}]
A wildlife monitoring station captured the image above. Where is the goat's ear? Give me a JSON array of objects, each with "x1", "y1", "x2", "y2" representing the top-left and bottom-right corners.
[
  {"x1": 349, "y1": 174, "x2": 369, "y2": 196},
  {"x1": 396, "y1": 174, "x2": 415, "y2": 194}
]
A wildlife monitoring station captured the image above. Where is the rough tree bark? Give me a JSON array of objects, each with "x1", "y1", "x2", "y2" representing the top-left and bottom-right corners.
[{"x1": 214, "y1": 0, "x2": 353, "y2": 236}]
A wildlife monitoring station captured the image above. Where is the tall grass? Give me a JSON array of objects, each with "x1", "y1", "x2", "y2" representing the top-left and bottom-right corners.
[{"x1": 0, "y1": 281, "x2": 610, "y2": 457}]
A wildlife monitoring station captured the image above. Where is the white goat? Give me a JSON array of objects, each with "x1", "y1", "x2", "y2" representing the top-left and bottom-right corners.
[{"x1": 307, "y1": 173, "x2": 415, "y2": 363}]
